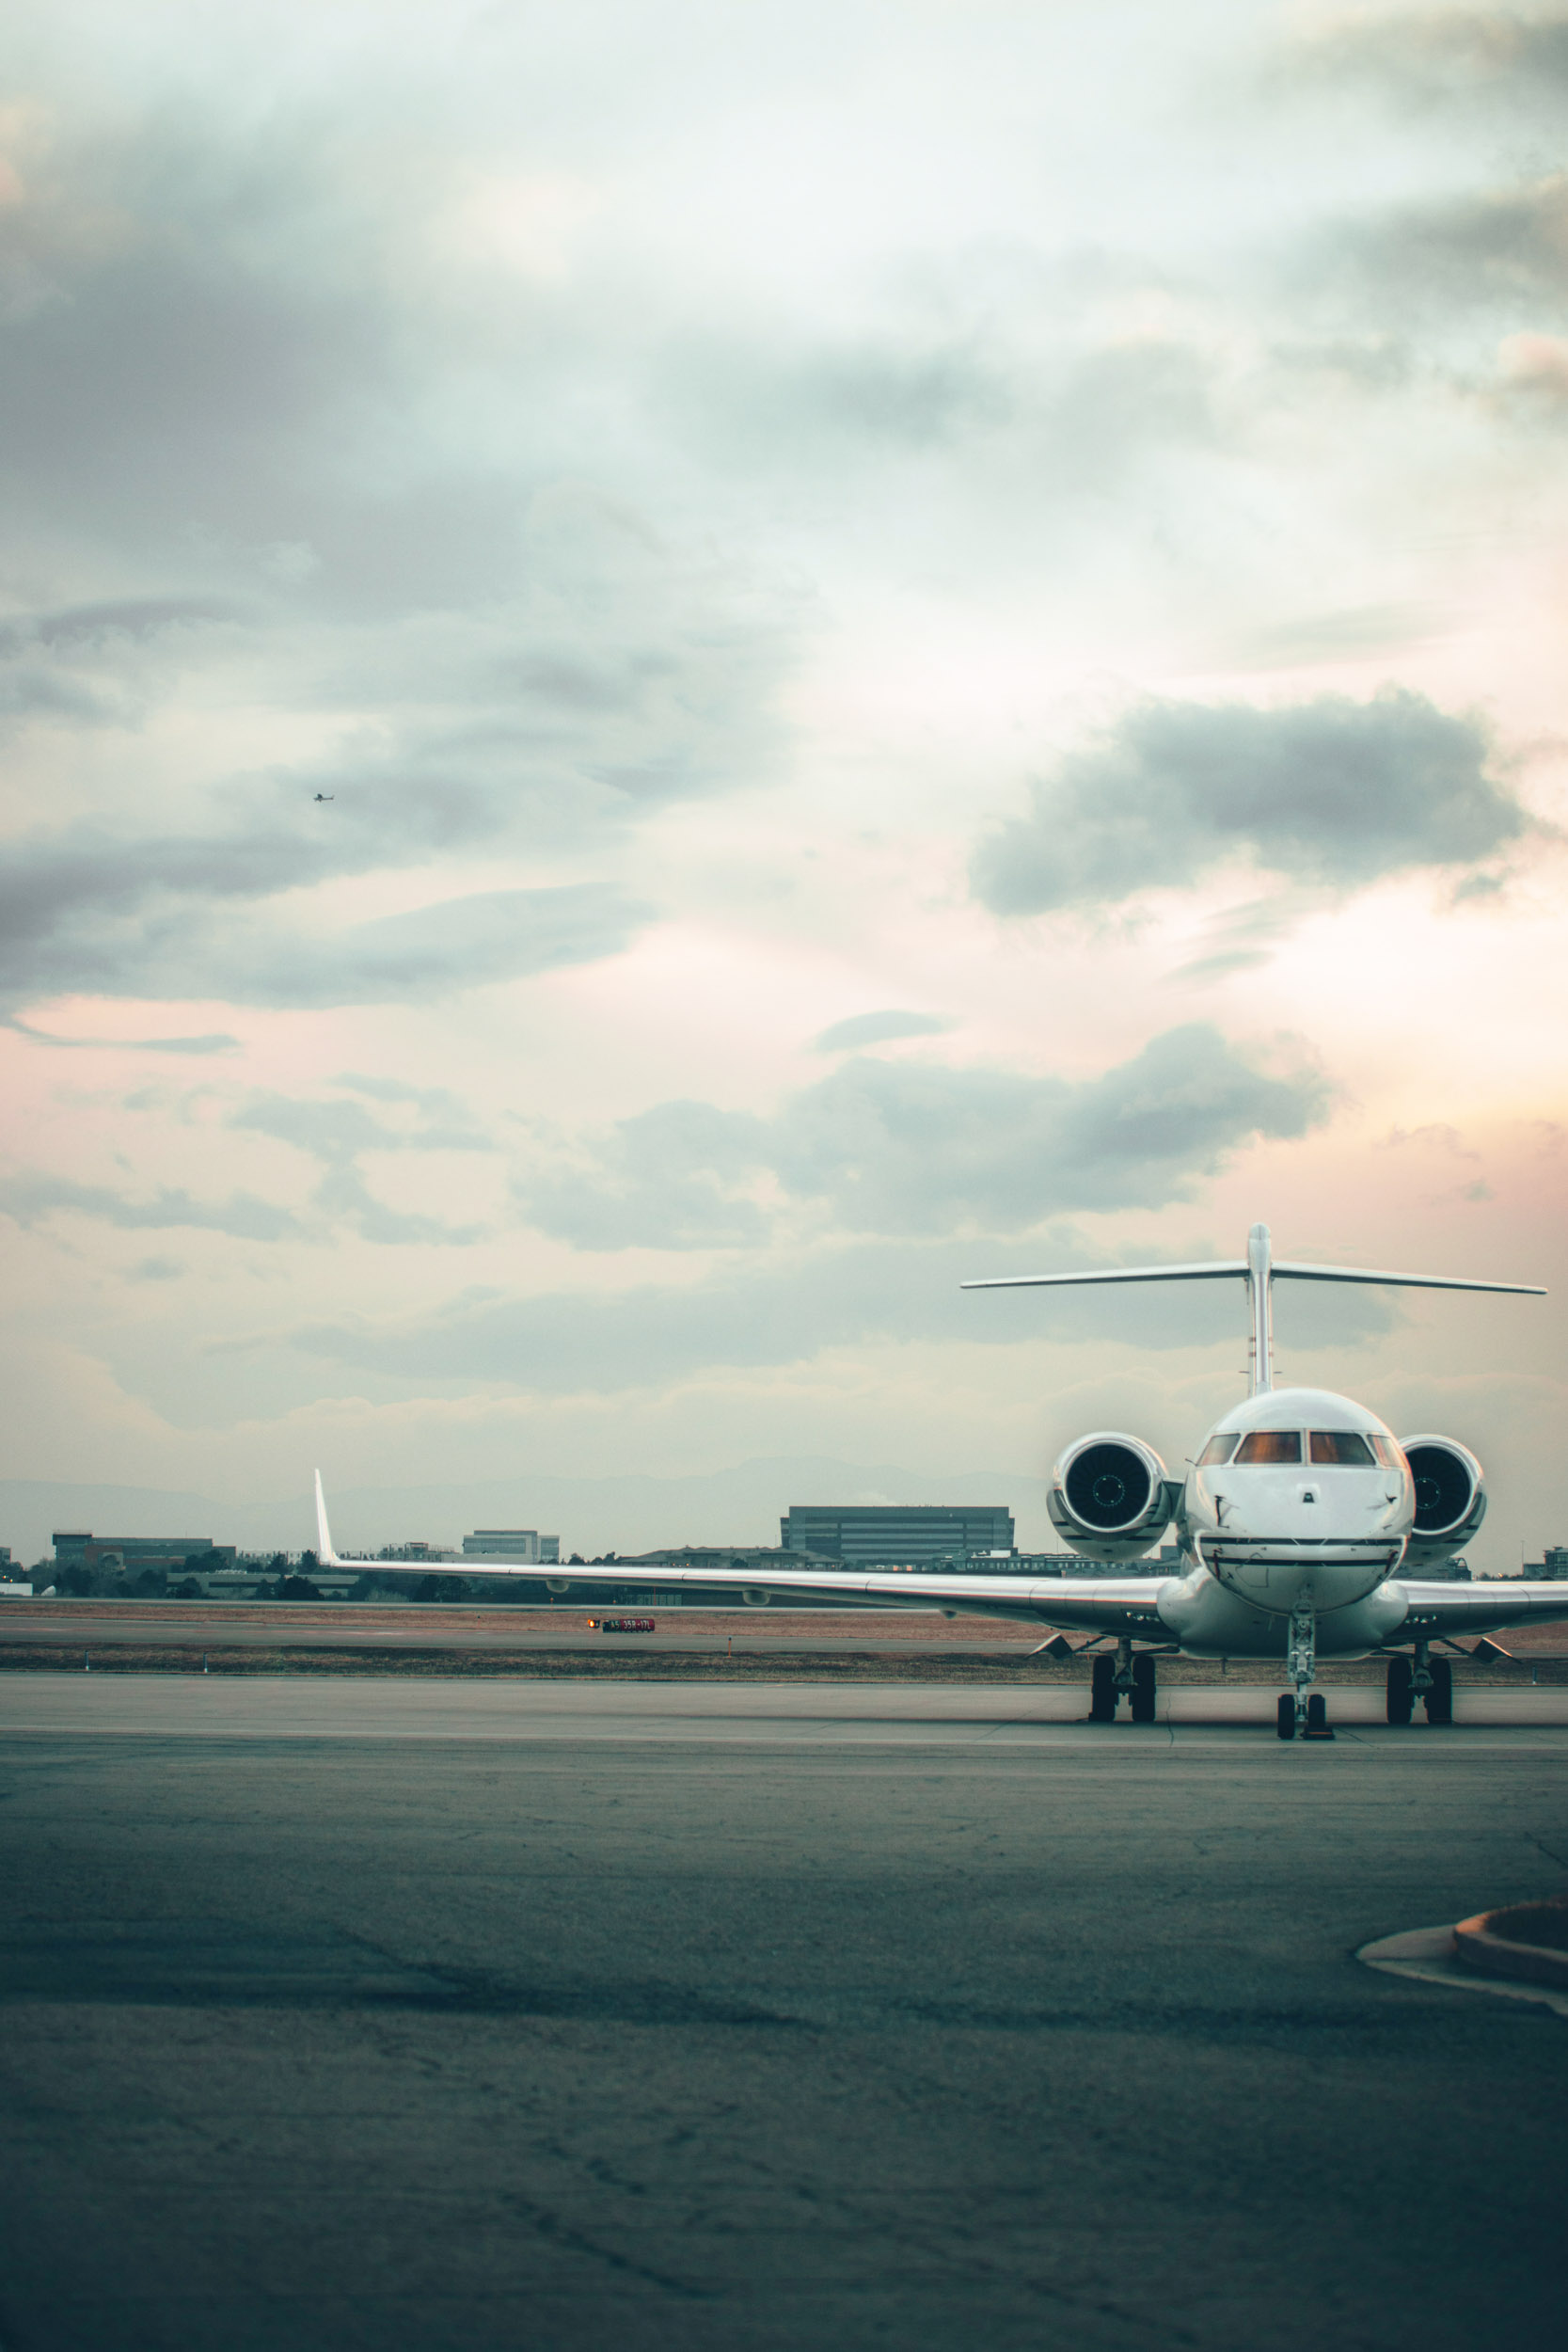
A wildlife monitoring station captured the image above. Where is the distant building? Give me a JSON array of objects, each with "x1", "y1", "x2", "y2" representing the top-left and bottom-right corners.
[
  {"x1": 781, "y1": 1504, "x2": 1014, "y2": 1565},
  {"x1": 462, "y1": 1530, "x2": 561, "y2": 1564},
  {"x1": 1540, "y1": 1549, "x2": 1568, "y2": 1579},
  {"x1": 53, "y1": 1532, "x2": 236, "y2": 1576}
]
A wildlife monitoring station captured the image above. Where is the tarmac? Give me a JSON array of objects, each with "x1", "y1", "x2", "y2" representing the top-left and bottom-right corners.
[{"x1": 2, "y1": 1675, "x2": 1566, "y2": 2351}]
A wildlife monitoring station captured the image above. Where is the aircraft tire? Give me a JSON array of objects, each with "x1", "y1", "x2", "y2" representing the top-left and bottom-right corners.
[
  {"x1": 1424, "y1": 1657, "x2": 1454, "y2": 1725},
  {"x1": 1088, "y1": 1653, "x2": 1117, "y2": 1722},
  {"x1": 1386, "y1": 1655, "x2": 1414, "y2": 1725},
  {"x1": 1276, "y1": 1693, "x2": 1295, "y2": 1740},
  {"x1": 1131, "y1": 1653, "x2": 1157, "y2": 1724},
  {"x1": 1306, "y1": 1692, "x2": 1331, "y2": 1738}
]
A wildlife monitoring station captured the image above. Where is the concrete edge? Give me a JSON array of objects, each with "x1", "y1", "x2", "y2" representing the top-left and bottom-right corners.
[
  {"x1": 1452, "y1": 1911, "x2": 1568, "y2": 1991},
  {"x1": 1357, "y1": 1925, "x2": 1568, "y2": 2018}
]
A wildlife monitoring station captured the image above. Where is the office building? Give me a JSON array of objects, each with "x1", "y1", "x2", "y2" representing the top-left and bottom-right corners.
[
  {"x1": 781, "y1": 1504, "x2": 1014, "y2": 1565},
  {"x1": 53, "y1": 1532, "x2": 235, "y2": 1575},
  {"x1": 462, "y1": 1530, "x2": 561, "y2": 1564}
]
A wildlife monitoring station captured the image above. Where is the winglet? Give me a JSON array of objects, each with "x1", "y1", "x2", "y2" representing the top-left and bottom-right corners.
[{"x1": 314, "y1": 1470, "x2": 340, "y2": 1567}]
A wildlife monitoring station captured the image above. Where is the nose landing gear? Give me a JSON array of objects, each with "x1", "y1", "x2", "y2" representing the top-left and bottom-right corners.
[{"x1": 1277, "y1": 1603, "x2": 1334, "y2": 1740}]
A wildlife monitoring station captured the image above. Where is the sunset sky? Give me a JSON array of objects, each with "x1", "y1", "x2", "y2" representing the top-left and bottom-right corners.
[{"x1": 4, "y1": 0, "x2": 1567, "y2": 1563}]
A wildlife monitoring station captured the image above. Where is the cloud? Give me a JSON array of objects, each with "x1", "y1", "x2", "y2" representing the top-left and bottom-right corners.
[
  {"x1": 0, "y1": 1173, "x2": 303, "y2": 1241},
  {"x1": 519, "y1": 1099, "x2": 772, "y2": 1251},
  {"x1": 129, "y1": 1255, "x2": 185, "y2": 1282},
  {"x1": 230, "y1": 1083, "x2": 496, "y2": 1244},
  {"x1": 233, "y1": 1085, "x2": 494, "y2": 1161},
  {"x1": 971, "y1": 688, "x2": 1529, "y2": 918},
  {"x1": 284, "y1": 1219, "x2": 1394, "y2": 1395},
  {"x1": 306, "y1": 1163, "x2": 483, "y2": 1248},
  {"x1": 1293, "y1": 12, "x2": 1568, "y2": 104},
  {"x1": 515, "y1": 1025, "x2": 1333, "y2": 1248},
  {"x1": 227, "y1": 887, "x2": 649, "y2": 1009},
  {"x1": 9, "y1": 1021, "x2": 240, "y2": 1054},
  {"x1": 1312, "y1": 174, "x2": 1568, "y2": 320},
  {"x1": 812, "y1": 1009, "x2": 950, "y2": 1053},
  {"x1": 0, "y1": 835, "x2": 649, "y2": 1011}
]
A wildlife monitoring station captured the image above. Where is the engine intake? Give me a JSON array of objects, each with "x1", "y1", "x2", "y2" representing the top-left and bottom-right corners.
[
  {"x1": 1048, "y1": 1431, "x2": 1175, "y2": 1564},
  {"x1": 1398, "y1": 1434, "x2": 1485, "y2": 1570}
]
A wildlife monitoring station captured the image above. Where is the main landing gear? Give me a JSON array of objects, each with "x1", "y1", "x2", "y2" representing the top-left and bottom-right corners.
[
  {"x1": 1088, "y1": 1642, "x2": 1159, "y2": 1724},
  {"x1": 1276, "y1": 1605, "x2": 1334, "y2": 1740},
  {"x1": 1386, "y1": 1645, "x2": 1453, "y2": 1726}
]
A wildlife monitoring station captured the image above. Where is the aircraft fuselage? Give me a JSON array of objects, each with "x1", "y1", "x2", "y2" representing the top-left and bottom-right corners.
[{"x1": 1156, "y1": 1382, "x2": 1416, "y2": 1656}]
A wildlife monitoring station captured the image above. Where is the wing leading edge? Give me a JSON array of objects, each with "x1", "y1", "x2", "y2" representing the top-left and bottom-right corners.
[{"x1": 1396, "y1": 1578, "x2": 1568, "y2": 1642}]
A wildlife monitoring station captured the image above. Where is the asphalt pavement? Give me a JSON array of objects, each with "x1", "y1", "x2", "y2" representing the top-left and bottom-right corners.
[{"x1": 2, "y1": 1677, "x2": 1565, "y2": 2351}]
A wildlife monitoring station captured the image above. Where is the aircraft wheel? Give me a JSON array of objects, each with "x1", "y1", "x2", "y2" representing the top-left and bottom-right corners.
[
  {"x1": 1424, "y1": 1657, "x2": 1453, "y2": 1726},
  {"x1": 1306, "y1": 1692, "x2": 1332, "y2": 1740},
  {"x1": 1276, "y1": 1693, "x2": 1296, "y2": 1740},
  {"x1": 1131, "y1": 1653, "x2": 1157, "y2": 1724},
  {"x1": 1089, "y1": 1653, "x2": 1117, "y2": 1722},
  {"x1": 1386, "y1": 1655, "x2": 1414, "y2": 1725}
]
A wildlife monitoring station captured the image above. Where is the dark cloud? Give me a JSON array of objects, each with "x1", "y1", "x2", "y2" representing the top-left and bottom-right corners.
[
  {"x1": 812, "y1": 1009, "x2": 949, "y2": 1053},
  {"x1": 0, "y1": 821, "x2": 648, "y2": 1010},
  {"x1": 1345, "y1": 175, "x2": 1568, "y2": 312},
  {"x1": 515, "y1": 1025, "x2": 1331, "y2": 1248},
  {"x1": 222, "y1": 887, "x2": 648, "y2": 1009},
  {"x1": 1294, "y1": 12, "x2": 1568, "y2": 103},
  {"x1": 971, "y1": 687, "x2": 1528, "y2": 917},
  {"x1": 1294, "y1": 172, "x2": 1568, "y2": 334},
  {"x1": 0, "y1": 1173, "x2": 302, "y2": 1241}
]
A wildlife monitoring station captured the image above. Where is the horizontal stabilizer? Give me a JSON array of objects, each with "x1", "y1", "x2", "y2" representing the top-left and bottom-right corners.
[
  {"x1": 961, "y1": 1260, "x2": 1247, "y2": 1291},
  {"x1": 1271, "y1": 1262, "x2": 1544, "y2": 1295},
  {"x1": 963, "y1": 1260, "x2": 1543, "y2": 1295}
]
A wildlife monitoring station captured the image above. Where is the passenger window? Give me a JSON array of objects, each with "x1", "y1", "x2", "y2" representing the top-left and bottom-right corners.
[
  {"x1": 1197, "y1": 1434, "x2": 1239, "y2": 1465},
  {"x1": 1308, "y1": 1432, "x2": 1374, "y2": 1466},
  {"x1": 1234, "y1": 1431, "x2": 1302, "y2": 1464}
]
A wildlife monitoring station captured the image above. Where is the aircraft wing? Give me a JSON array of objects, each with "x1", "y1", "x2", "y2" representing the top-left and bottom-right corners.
[
  {"x1": 314, "y1": 1474, "x2": 1173, "y2": 1633},
  {"x1": 1396, "y1": 1578, "x2": 1568, "y2": 1643}
]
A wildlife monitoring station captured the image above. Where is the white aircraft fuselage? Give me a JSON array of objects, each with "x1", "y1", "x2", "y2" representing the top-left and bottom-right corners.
[{"x1": 1163, "y1": 1383, "x2": 1413, "y2": 1659}]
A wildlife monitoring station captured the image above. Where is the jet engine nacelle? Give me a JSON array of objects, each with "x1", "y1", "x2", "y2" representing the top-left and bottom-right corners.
[
  {"x1": 1048, "y1": 1431, "x2": 1175, "y2": 1563},
  {"x1": 1398, "y1": 1434, "x2": 1486, "y2": 1570}
]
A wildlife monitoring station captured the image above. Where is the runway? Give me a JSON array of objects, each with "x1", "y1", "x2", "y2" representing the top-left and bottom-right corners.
[
  {"x1": 5, "y1": 1672, "x2": 1568, "y2": 1740},
  {"x1": 2, "y1": 1677, "x2": 1565, "y2": 2351}
]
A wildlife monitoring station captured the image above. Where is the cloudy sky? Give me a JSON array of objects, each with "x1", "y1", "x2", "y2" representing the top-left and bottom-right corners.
[{"x1": 4, "y1": 0, "x2": 1568, "y2": 1561}]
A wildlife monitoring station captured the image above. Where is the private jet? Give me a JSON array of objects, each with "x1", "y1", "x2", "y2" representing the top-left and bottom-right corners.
[{"x1": 314, "y1": 1224, "x2": 1564, "y2": 1739}]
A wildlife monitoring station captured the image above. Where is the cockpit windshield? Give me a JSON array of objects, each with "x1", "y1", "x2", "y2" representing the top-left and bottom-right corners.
[
  {"x1": 1197, "y1": 1433, "x2": 1239, "y2": 1465},
  {"x1": 1308, "y1": 1432, "x2": 1375, "y2": 1465},
  {"x1": 1234, "y1": 1431, "x2": 1302, "y2": 1465}
]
